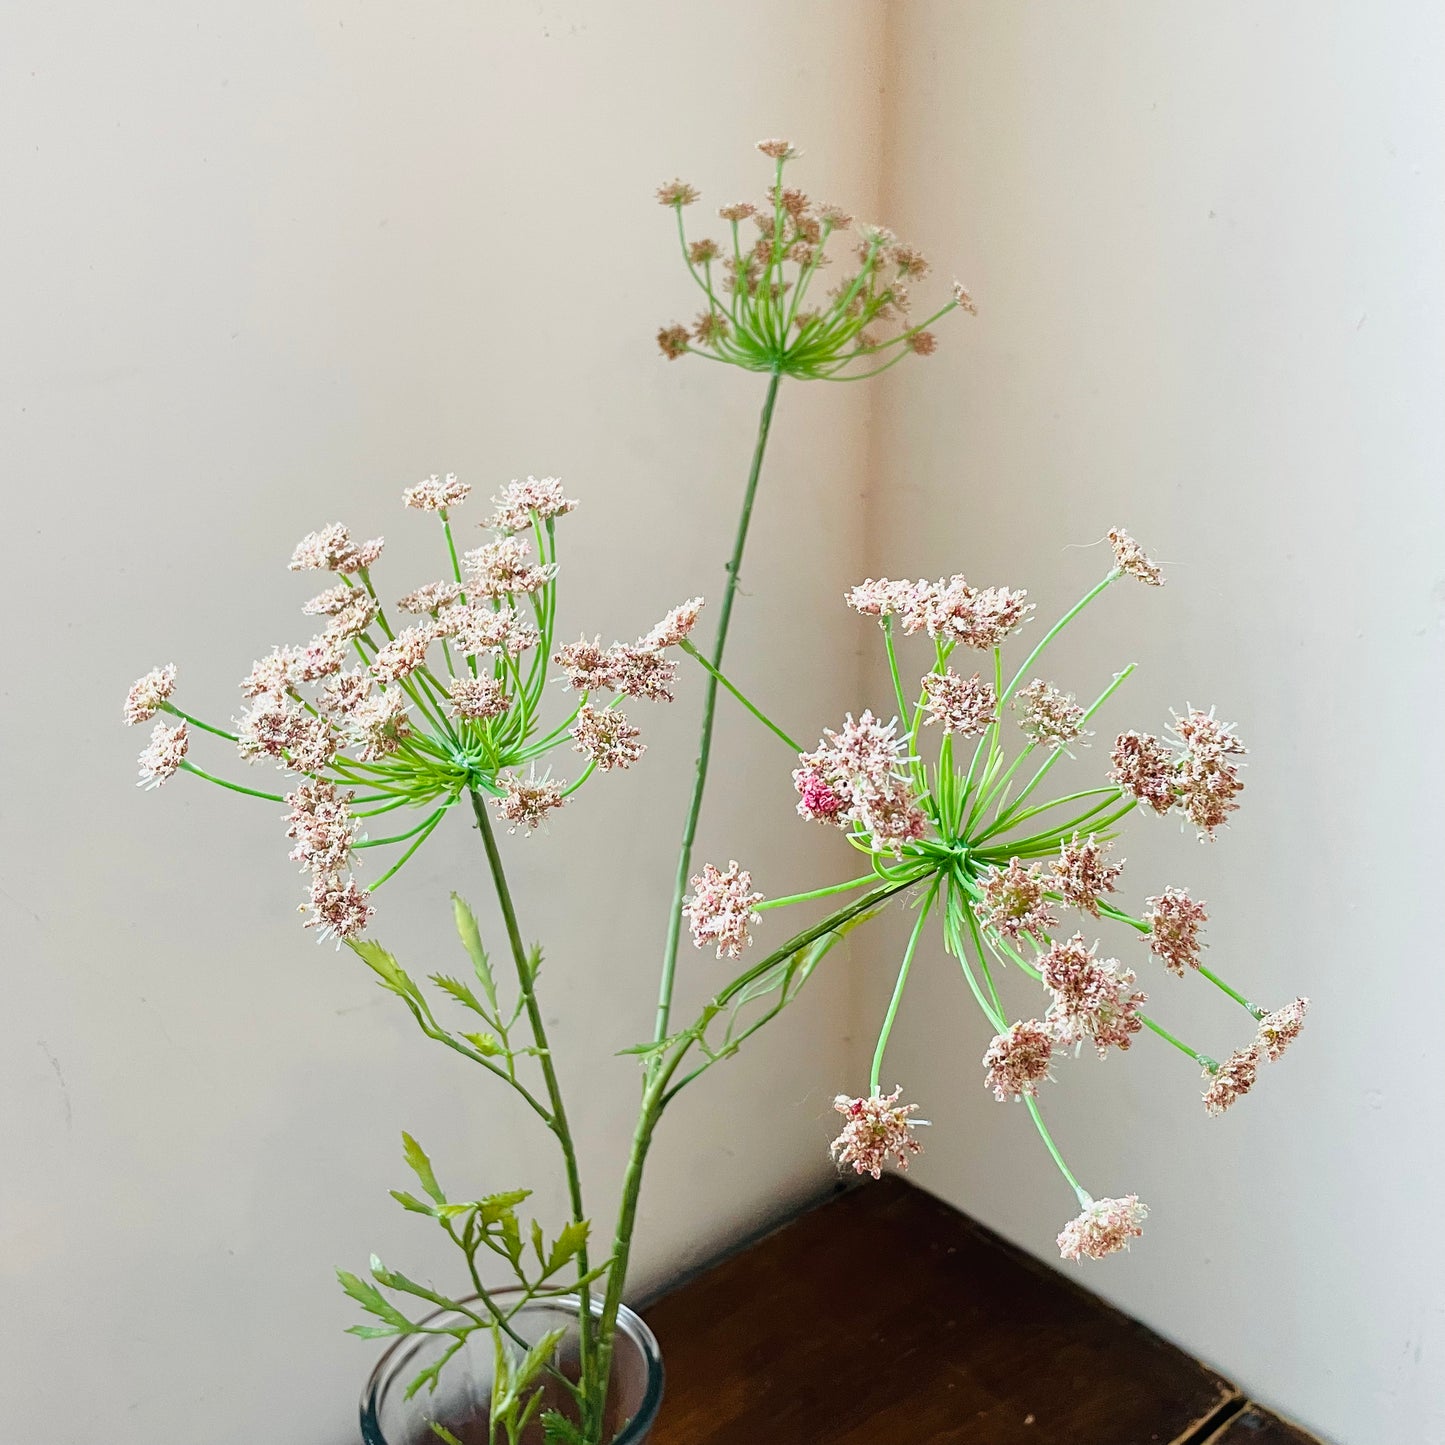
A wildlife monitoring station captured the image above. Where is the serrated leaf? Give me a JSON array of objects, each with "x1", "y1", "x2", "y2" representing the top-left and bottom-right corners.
[
  {"x1": 390, "y1": 1189, "x2": 436, "y2": 1216},
  {"x1": 404, "y1": 1336, "x2": 466, "y2": 1400},
  {"x1": 478, "y1": 1189, "x2": 532, "y2": 1226},
  {"x1": 616, "y1": 1028, "x2": 692, "y2": 1059},
  {"x1": 514, "y1": 1326, "x2": 567, "y2": 1393},
  {"x1": 451, "y1": 894, "x2": 500, "y2": 1013},
  {"x1": 346, "y1": 1324, "x2": 401, "y2": 1340},
  {"x1": 430, "y1": 973, "x2": 491, "y2": 1020},
  {"x1": 401, "y1": 1132, "x2": 446, "y2": 1205},
  {"x1": 428, "y1": 1424, "x2": 464, "y2": 1445},
  {"x1": 498, "y1": 1210, "x2": 523, "y2": 1268},
  {"x1": 541, "y1": 1410, "x2": 589, "y2": 1445},
  {"x1": 337, "y1": 1269, "x2": 412, "y2": 1330},
  {"x1": 544, "y1": 1219, "x2": 590, "y2": 1277},
  {"x1": 525, "y1": 944, "x2": 544, "y2": 987},
  {"x1": 460, "y1": 1030, "x2": 504, "y2": 1057},
  {"x1": 530, "y1": 1218, "x2": 546, "y2": 1268},
  {"x1": 368, "y1": 1257, "x2": 458, "y2": 1313},
  {"x1": 349, "y1": 938, "x2": 422, "y2": 1003}
]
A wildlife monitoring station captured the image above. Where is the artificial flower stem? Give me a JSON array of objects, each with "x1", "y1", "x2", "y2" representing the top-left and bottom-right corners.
[
  {"x1": 1197, "y1": 964, "x2": 1264, "y2": 1018},
  {"x1": 1138, "y1": 1013, "x2": 1212, "y2": 1066},
  {"x1": 653, "y1": 368, "x2": 783, "y2": 1045},
  {"x1": 754, "y1": 873, "x2": 882, "y2": 911},
  {"x1": 177, "y1": 760, "x2": 285, "y2": 802},
  {"x1": 870, "y1": 881, "x2": 940, "y2": 1094},
  {"x1": 163, "y1": 704, "x2": 238, "y2": 742},
  {"x1": 467, "y1": 789, "x2": 596, "y2": 1404},
  {"x1": 1023, "y1": 1094, "x2": 1087, "y2": 1203},
  {"x1": 676, "y1": 639, "x2": 801, "y2": 751}
]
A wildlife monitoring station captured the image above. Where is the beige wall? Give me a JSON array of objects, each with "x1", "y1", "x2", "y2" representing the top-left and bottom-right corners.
[
  {"x1": 0, "y1": 5, "x2": 888, "y2": 1441},
  {"x1": 867, "y1": 7, "x2": 1445, "y2": 1445}
]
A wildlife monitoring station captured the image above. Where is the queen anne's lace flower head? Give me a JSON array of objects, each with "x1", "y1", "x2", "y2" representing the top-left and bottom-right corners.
[
  {"x1": 1058, "y1": 1195, "x2": 1147, "y2": 1261},
  {"x1": 1108, "y1": 528, "x2": 1164, "y2": 586},
  {"x1": 609, "y1": 644, "x2": 677, "y2": 703},
  {"x1": 305, "y1": 871, "x2": 374, "y2": 944},
  {"x1": 829, "y1": 1087, "x2": 925, "y2": 1179},
  {"x1": 137, "y1": 720, "x2": 188, "y2": 788},
  {"x1": 1110, "y1": 730, "x2": 1176, "y2": 814},
  {"x1": 447, "y1": 676, "x2": 511, "y2": 721},
  {"x1": 403, "y1": 473, "x2": 471, "y2": 512},
  {"x1": 1203, "y1": 1046, "x2": 1261, "y2": 1116},
  {"x1": 1143, "y1": 887, "x2": 1207, "y2": 975},
  {"x1": 371, "y1": 624, "x2": 437, "y2": 685},
  {"x1": 684, "y1": 861, "x2": 763, "y2": 959},
  {"x1": 845, "y1": 578, "x2": 915, "y2": 618},
  {"x1": 656, "y1": 179, "x2": 700, "y2": 206},
  {"x1": 1040, "y1": 934, "x2": 1146, "y2": 1057},
  {"x1": 1170, "y1": 708, "x2": 1247, "y2": 839},
  {"x1": 446, "y1": 603, "x2": 539, "y2": 659},
  {"x1": 486, "y1": 476, "x2": 578, "y2": 534},
  {"x1": 974, "y1": 859, "x2": 1057, "y2": 943},
  {"x1": 347, "y1": 692, "x2": 413, "y2": 762},
  {"x1": 288, "y1": 524, "x2": 383, "y2": 574},
  {"x1": 397, "y1": 581, "x2": 462, "y2": 615},
  {"x1": 570, "y1": 704, "x2": 645, "y2": 771},
  {"x1": 920, "y1": 669, "x2": 996, "y2": 736},
  {"x1": 124, "y1": 665, "x2": 177, "y2": 725},
  {"x1": 983, "y1": 1021, "x2": 1055, "y2": 1101},
  {"x1": 1051, "y1": 834, "x2": 1122, "y2": 917},
  {"x1": 493, "y1": 772, "x2": 566, "y2": 834},
  {"x1": 241, "y1": 646, "x2": 305, "y2": 700},
  {"x1": 1256, "y1": 997, "x2": 1309, "y2": 1063},
  {"x1": 793, "y1": 711, "x2": 925, "y2": 856},
  {"x1": 1016, "y1": 679, "x2": 1088, "y2": 749},
  {"x1": 322, "y1": 593, "x2": 379, "y2": 646},
  {"x1": 464, "y1": 537, "x2": 557, "y2": 600},
  {"x1": 302, "y1": 583, "x2": 355, "y2": 617},
  {"x1": 640, "y1": 598, "x2": 705, "y2": 651},
  {"x1": 284, "y1": 779, "x2": 357, "y2": 874},
  {"x1": 553, "y1": 636, "x2": 623, "y2": 693}
]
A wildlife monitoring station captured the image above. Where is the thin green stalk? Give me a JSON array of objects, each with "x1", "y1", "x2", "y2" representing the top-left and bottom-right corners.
[
  {"x1": 1198, "y1": 964, "x2": 1263, "y2": 1017},
  {"x1": 677, "y1": 640, "x2": 801, "y2": 751},
  {"x1": 178, "y1": 761, "x2": 285, "y2": 802},
  {"x1": 755, "y1": 874, "x2": 878, "y2": 911},
  {"x1": 163, "y1": 705, "x2": 238, "y2": 742},
  {"x1": 367, "y1": 806, "x2": 448, "y2": 889},
  {"x1": 466, "y1": 791, "x2": 596, "y2": 1419},
  {"x1": 1001, "y1": 572, "x2": 1117, "y2": 707},
  {"x1": 1023, "y1": 1095, "x2": 1086, "y2": 1202},
  {"x1": 870, "y1": 882, "x2": 939, "y2": 1093},
  {"x1": 654, "y1": 369, "x2": 783, "y2": 1045}
]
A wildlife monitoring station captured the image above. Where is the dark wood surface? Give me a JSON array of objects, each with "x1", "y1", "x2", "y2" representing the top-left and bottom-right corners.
[
  {"x1": 645, "y1": 1175, "x2": 1247, "y2": 1445},
  {"x1": 1201, "y1": 1408, "x2": 1327, "y2": 1445}
]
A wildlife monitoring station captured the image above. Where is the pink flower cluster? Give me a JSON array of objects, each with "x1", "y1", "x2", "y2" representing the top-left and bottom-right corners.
[
  {"x1": 973, "y1": 858, "x2": 1058, "y2": 943},
  {"x1": 920, "y1": 669, "x2": 996, "y2": 736},
  {"x1": 1110, "y1": 708, "x2": 1247, "y2": 839},
  {"x1": 1143, "y1": 887, "x2": 1208, "y2": 975},
  {"x1": 1015, "y1": 679, "x2": 1089, "y2": 750},
  {"x1": 1201, "y1": 997, "x2": 1310, "y2": 1116},
  {"x1": 982, "y1": 1020, "x2": 1055, "y2": 1101},
  {"x1": 846, "y1": 574, "x2": 1033, "y2": 650},
  {"x1": 684, "y1": 861, "x2": 764, "y2": 959},
  {"x1": 487, "y1": 476, "x2": 578, "y2": 534},
  {"x1": 1039, "y1": 933, "x2": 1146, "y2": 1058},
  {"x1": 1058, "y1": 1195, "x2": 1148, "y2": 1261},
  {"x1": 284, "y1": 779, "x2": 373, "y2": 943},
  {"x1": 793, "y1": 710, "x2": 926, "y2": 856},
  {"x1": 493, "y1": 772, "x2": 566, "y2": 834},
  {"x1": 829, "y1": 1087, "x2": 926, "y2": 1179},
  {"x1": 552, "y1": 599, "x2": 703, "y2": 705}
]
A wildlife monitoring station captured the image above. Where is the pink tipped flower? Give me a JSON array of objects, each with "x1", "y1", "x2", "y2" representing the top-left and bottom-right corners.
[
  {"x1": 284, "y1": 779, "x2": 357, "y2": 874},
  {"x1": 793, "y1": 764, "x2": 848, "y2": 822},
  {"x1": 793, "y1": 711, "x2": 925, "y2": 856},
  {"x1": 1040, "y1": 934, "x2": 1146, "y2": 1057},
  {"x1": 236, "y1": 694, "x2": 306, "y2": 763},
  {"x1": 656, "y1": 179, "x2": 700, "y2": 207},
  {"x1": 137, "y1": 720, "x2": 189, "y2": 788},
  {"x1": 403, "y1": 473, "x2": 471, "y2": 512},
  {"x1": 370, "y1": 624, "x2": 436, "y2": 685},
  {"x1": 464, "y1": 536, "x2": 556, "y2": 599},
  {"x1": 844, "y1": 578, "x2": 915, "y2": 618},
  {"x1": 397, "y1": 581, "x2": 463, "y2": 615},
  {"x1": 1203, "y1": 1046, "x2": 1261, "y2": 1116},
  {"x1": 906, "y1": 329, "x2": 938, "y2": 356},
  {"x1": 1108, "y1": 528, "x2": 1164, "y2": 586},
  {"x1": 640, "y1": 597, "x2": 705, "y2": 651},
  {"x1": 756, "y1": 138, "x2": 799, "y2": 161},
  {"x1": 974, "y1": 859, "x2": 1058, "y2": 944},
  {"x1": 302, "y1": 582, "x2": 355, "y2": 617},
  {"x1": 493, "y1": 772, "x2": 566, "y2": 834},
  {"x1": 1170, "y1": 708, "x2": 1247, "y2": 838},
  {"x1": 486, "y1": 476, "x2": 578, "y2": 534},
  {"x1": 1052, "y1": 834, "x2": 1122, "y2": 917},
  {"x1": 288, "y1": 523, "x2": 383, "y2": 574},
  {"x1": 322, "y1": 592, "x2": 379, "y2": 645},
  {"x1": 919, "y1": 577, "x2": 1034, "y2": 649},
  {"x1": 1058, "y1": 1195, "x2": 1148, "y2": 1261},
  {"x1": 347, "y1": 692, "x2": 413, "y2": 762},
  {"x1": 446, "y1": 603, "x2": 539, "y2": 660},
  {"x1": 1110, "y1": 731, "x2": 1176, "y2": 814},
  {"x1": 318, "y1": 669, "x2": 372, "y2": 719},
  {"x1": 983, "y1": 1021, "x2": 1055, "y2": 1101},
  {"x1": 553, "y1": 636, "x2": 624, "y2": 693},
  {"x1": 609, "y1": 644, "x2": 677, "y2": 703},
  {"x1": 952, "y1": 280, "x2": 978, "y2": 315},
  {"x1": 1143, "y1": 887, "x2": 1207, "y2": 976},
  {"x1": 305, "y1": 871, "x2": 374, "y2": 944},
  {"x1": 447, "y1": 677, "x2": 511, "y2": 721},
  {"x1": 718, "y1": 201, "x2": 758, "y2": 223},
  {"x1": 298, "y1": 637, "x2": 344, "y2": 684},
  {"x1": 1256, "y1": 997, "x2": 1310, "y2": 1063},
  {"x1": 570, "y1": 704, "x2": 645, "y2": 771},
  {"x1": 1016, "y1": 679, "x2": 1089, "y2": 750},
  {"x1": 124, "y1": 665, "x2": 177, "y2": 725},
  {"x1": 241, "y1": 646, "x2": 305, "y2": 700},
  {"x1": 829, "y1": 1087, "x2": 926, "y2": 1179},
  {"x1": 684, "y1": 861, "x2": 764, "y2": 959},
  {"x1": 657, "y1": 324, "x2": 690, "y2": 360},
  {"x1": 920, "y1": 669, "x2": 996, "y2": 737}
]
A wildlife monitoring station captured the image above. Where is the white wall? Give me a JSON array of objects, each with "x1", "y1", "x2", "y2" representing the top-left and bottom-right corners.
[
  {"x1": 0, "y1": 5, "x2": 890, "y2": 1442},
  {"x1": 869, "y1": 7, "x2": 1445, "y2": 1445}
]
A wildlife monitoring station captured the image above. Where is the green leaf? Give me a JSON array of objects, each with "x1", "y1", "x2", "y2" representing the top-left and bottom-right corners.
[
  {"x1": 404, "y1": 1336, "x2": 467, "y2": 1400},
  {"x1": 514, "y1": 1327, "x2": 567, "y2": 1393},
  {"x1": 430, "y1": 973, "x2": 492, "y2": 1020},
  {"x1": 616, "y1": 1027, "x2": 693, "y2": 1059},
  {"x1": 525, "y1": 944, "x2": 544, "y2": 987},
  {"x1": 460, "y1": 1030, "x2": 505, "y2": 1057},
  {"x1": 544, "y1": 1219, "x2": 590, "y2": 1277},
  {"x1": 541, "y1": 1411, "x2": 589, "y2": 1445},
  {"x1": 346, "y1": 1324, "x2": 402, "y2": 1340},
  {"x1": 428, "y1": 1424, "x2": 465, "y2": 1445},
  {"x1": 369, "y1": 1256, "x2": 460, "y2": 1313},
  {"x1": 478, "y1": 1189, "x2": 532, "y2": 1226},
  {"x1": 349, "y1": 938, "x2": 422, "y2": 1003},
  {"x1": 401, "y1": 1132, "x2": 446, "y2": 1205},
  {"x1": 498, "y1": 1210, "x2": 523, "y2": 1268},
  {"x1": 530, "y1": 1218, "x2": 546, "y2": 1268},
  {"x1": 451, "y1": 894, "x2": 500, "y2": 1013},
  {"x1": 337, "y1": 1269, "x2": 412, "y2": 1331},
  {"x1": 390, "y1": 1189, "x2": 436, "y2": 1217}
]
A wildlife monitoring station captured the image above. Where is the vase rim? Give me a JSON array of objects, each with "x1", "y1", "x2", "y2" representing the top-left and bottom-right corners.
[{"x1": 359, "y1": 1287, "x2": 665, "y2": 1445}]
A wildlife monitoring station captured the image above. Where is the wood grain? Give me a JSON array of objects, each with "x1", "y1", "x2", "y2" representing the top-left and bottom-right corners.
[{"x1": 643, "y1": 1175, "x2": 1240, "y2": 1445}]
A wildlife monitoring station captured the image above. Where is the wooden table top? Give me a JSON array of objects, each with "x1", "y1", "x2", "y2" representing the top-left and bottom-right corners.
[{"x1": 644, "y1": 1176, "x2": 1323, "y2": 1445}]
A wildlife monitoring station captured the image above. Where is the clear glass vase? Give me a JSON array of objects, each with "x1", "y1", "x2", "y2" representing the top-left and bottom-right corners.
[{"x1": 359, "y1": 1290, "x2": 664, "y2": 1445}]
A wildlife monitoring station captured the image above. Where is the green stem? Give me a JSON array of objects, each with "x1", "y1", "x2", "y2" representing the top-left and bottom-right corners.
[
  {"x1": 870, "y1": 882, "x2": 939, "y2": 1093},
  {"x1": 654, "y1": 369, "x2": 783, "y2": 1045},
  {"x1": 755, "y1": 874, "x2": 878, "y2": 911},
  {"x1": 367, "y1": 806, "x2": 448, "y2": 888},
  {"x1": 1000, "y1": 572, "x2": 1117, "y2": 707},
  {"x1": 163, "y1": 704, "x2": 238, "y2": 742},
  {"x1": 1023, "y1": 1095, "x2": 1087, "y2": 1203},
  {"x1": 178, "y1": 761, "x2": 285, "y2": 802},
  {"x1": 677, "y1": 639, "x2": 801, "y2": 751},
  {"x1": 466, "y1": 791, "x2": 596, "y2": 1420},
  {"x1": 1198, "y1": 964, "x2": 1263, "y2": 1017}
]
